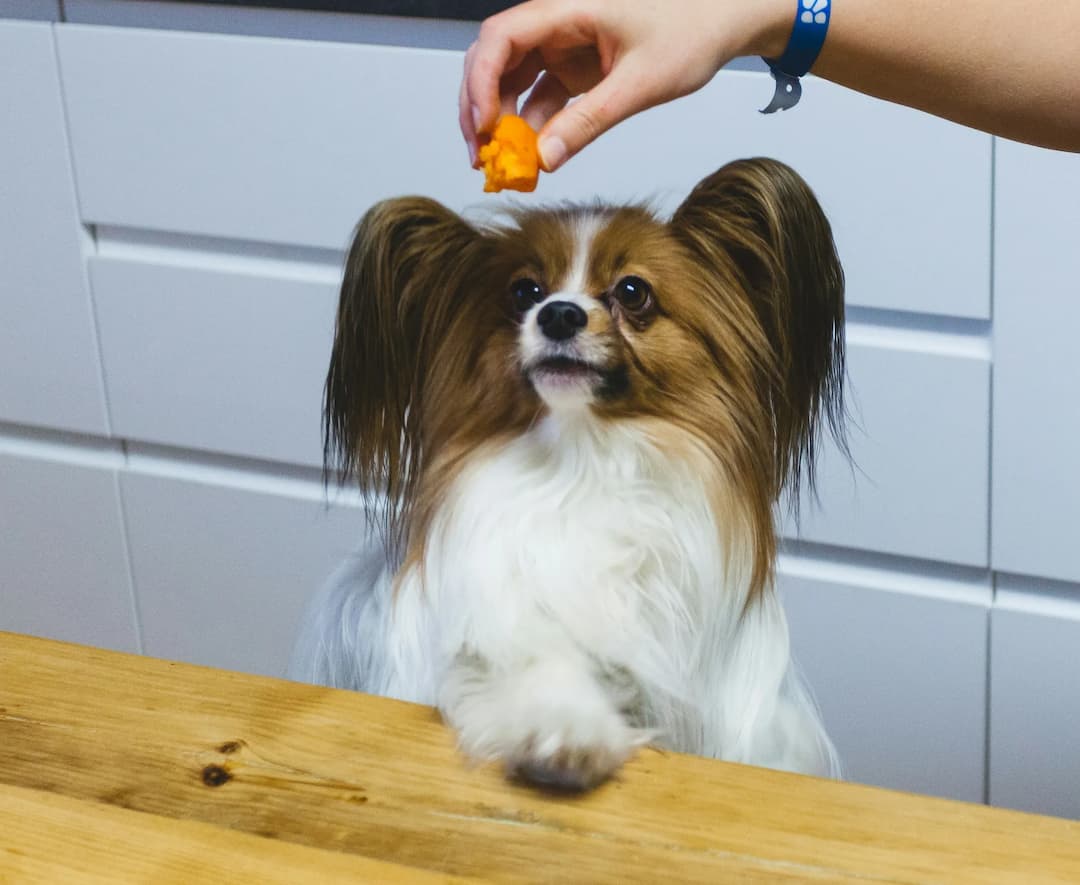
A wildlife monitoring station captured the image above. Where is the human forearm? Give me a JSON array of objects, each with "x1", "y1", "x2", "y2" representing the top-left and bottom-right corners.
[
  {"x1": 812, "y1": 0, "x2": 1080, "y2": 152},
  {"x1": 461, "y1": 0, "x2": 1080, "y2": 169}
]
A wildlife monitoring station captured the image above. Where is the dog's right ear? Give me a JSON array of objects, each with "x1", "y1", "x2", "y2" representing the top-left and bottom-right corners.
[{"x1": 325, "y1": 197, "x2": 487, "y2": 544}]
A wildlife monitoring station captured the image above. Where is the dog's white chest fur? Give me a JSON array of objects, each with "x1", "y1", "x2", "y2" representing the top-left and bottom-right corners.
[
  {"x1": 408, "y1": 414, "x2": 728, "y2": 693},
  {"x1": 291, "y1": 411, "x2": 838, "y2": 782}
]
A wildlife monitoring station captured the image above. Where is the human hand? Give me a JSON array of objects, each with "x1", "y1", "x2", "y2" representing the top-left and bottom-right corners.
[{"x1": 460, "y1": 0, "x2": 792, "y2": 173}]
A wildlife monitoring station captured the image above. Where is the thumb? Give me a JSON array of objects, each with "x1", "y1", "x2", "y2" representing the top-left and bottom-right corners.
[{"x1": 537, "y1": 64, "x2": 656, "y2": 172}]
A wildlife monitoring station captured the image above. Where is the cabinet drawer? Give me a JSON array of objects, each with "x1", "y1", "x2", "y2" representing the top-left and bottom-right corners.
[
  {"x1": 120, "y1": 467, "x2": 366, "y2": 678},
  {"x1": 990, "y1": 582, "x2": 1080, "y2": 820},
  {"x1": 780, "y1": 559, "x2": 990, "y2": 802},
  {"x1": 57, "y1": 25, "x2": 474, "y2": 251},
  {"x1": 992, "y1": 143, "x2": 1080, "y2": 584},
  {"x1": 56, "y1": 24, "x2": 990, "y2": 318},
  {"x1": 784, "y1": 337, "x2": 990, "y2": 567},
  {"x1": 0, "y1": 22, "x2": 107, "y2": 435},
  {"x1": 0, "y1": 446, "x2": 136, "y2": 652},
  {"x1": 91, "y1": 257, "x2": 337, "y2": 467}
]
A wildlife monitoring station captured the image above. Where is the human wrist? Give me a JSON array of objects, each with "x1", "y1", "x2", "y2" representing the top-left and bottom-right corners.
[{"x1": 744, "y1": 0, "x2": 799, "y2": 60}]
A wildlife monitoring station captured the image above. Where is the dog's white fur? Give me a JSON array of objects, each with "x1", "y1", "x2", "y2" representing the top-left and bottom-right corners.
[
  {"x1": 291, "y1": 411, "x2": 839, "y2": 785},
  {"x1": 290, "y1": 206, "x2": 840, "y2": 789}
]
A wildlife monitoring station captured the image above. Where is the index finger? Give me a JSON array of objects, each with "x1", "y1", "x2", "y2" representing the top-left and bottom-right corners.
[{"x1": 463, "y1": 1, "x2": 591, "y2": 137}]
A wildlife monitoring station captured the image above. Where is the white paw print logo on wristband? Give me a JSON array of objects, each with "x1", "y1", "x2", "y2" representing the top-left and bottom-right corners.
[{"x1": 801, "y1": 0, "x2": 829, "y2": 24}]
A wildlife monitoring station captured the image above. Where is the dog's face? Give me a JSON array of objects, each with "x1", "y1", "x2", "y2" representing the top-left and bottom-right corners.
[
  {"x1": 326, "y1": 158, "x2": 846, "y2": 577},
  {"x1": 502, "y1": 208, "x2": 731, "y2": 417}
]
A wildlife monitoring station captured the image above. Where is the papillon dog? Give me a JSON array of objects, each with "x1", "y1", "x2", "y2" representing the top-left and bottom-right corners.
[{"x1": 289, "y1": 157, "x2": 846, "y2": 790}]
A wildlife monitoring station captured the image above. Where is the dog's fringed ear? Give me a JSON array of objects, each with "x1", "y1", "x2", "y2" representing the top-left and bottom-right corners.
[
  {"x1": 671, "y1": 157, "x2": 846, "y2": 500},
  {"x1": 325, "y1": 197, "x2": 487, "y2": 548}
]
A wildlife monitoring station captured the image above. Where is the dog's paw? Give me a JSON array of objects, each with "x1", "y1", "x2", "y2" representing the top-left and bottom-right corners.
[
  {"x1": 506, "y1": 710, "x2": 644, "y2": 791},
  {"x1": 443, "y1": 661, "x2": 648, "y2": 791}
]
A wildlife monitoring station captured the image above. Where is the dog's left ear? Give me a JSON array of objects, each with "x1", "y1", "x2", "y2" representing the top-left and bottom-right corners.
[{"x1": 671, "y1": 157, "x2": 846, "y2": 498}]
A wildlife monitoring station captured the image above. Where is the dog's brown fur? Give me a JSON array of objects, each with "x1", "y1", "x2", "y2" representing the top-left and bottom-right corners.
[{"x1": 325, "y1": 158, "x2": 845, "y2": 598}]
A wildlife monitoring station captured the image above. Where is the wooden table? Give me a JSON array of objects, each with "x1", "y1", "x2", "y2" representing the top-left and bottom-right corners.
[{"x1": 2, "y1": 632, "x2": 1078, "y2": 883}]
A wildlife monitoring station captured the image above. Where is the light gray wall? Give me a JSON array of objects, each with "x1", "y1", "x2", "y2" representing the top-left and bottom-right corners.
[{"x1": 0, "y1": 0, "x2": 60, "y2": 21}]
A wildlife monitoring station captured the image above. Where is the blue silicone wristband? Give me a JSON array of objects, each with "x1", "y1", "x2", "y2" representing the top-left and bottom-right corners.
[{"x1": 760, "y1": 0, "x2": 831, "y2": 114}]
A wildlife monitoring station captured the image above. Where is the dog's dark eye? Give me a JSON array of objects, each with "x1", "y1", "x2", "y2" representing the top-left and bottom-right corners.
[
  {"x1": 510, "y1": 278, "x2": 545, "y2": 313},
  {"x1": 612, "y1": 276, "x2": 653, "y2": 313}
]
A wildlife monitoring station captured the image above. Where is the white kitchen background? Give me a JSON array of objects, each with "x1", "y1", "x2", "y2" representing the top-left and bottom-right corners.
[{"x1": 2, "y1": 1, "x2": 1078, "y2": 820}]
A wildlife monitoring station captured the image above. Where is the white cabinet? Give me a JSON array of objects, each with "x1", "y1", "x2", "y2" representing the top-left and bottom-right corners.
[
  {"x1": 780, "y1": 558, "x2": 990, "y2": 802},
  {"x1": 0, "y1": 22, "x2": 108, "y2": 435},
  {"x1": 0, "y1": 447, "x2": 136, "y2": 652},
  {"x1": 56, "y1": 25, "x2": 990, "y2": 318},
  {"x1": 91, "y1": 257, "x2": 338, "y2": 467},
  {"x1": 990, "y1": 581, "x2": 1080, "y2": 820},
  {"x1": 120, "y1": 466, "x2": 365, "y2": 677},
  {"x1": 992, "y1": 143, "x2": 1080, "y2": 584},
  {"x1": 784, "y1": 339, "x2": 990, "y2": 567}
]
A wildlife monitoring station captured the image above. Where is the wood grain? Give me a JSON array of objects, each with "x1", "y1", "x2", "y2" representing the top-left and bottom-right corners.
[
  {"x1": 2, "y1": 631, "x2": 1079, "y2": 883},
  {"x1": 0, "y1": 782, "x2": 471, "y2": 883}
]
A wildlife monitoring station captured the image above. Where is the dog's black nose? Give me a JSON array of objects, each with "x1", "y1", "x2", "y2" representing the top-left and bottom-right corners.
[{"x1": 537, "y1": 301, "x2": 587, "y2": 340}]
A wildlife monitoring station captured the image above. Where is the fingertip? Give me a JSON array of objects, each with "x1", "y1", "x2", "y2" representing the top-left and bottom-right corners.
[
  {"x1": 538, "y1": 135, "x2": 568, "y2": 173},
  {"x1": 459, "y1": 117, "x2": 478, "y2": 166},
  {"x1": 469, "y1": 93, "x2": 495, "y2": 138},
  {"x1": 472, "y1": 92, "x2": 501, "y2": 138}
]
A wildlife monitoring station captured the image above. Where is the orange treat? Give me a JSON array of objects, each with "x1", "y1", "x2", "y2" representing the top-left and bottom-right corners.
[{"x1": 478, "y1": 115, "x2": 540, "y2": 193}]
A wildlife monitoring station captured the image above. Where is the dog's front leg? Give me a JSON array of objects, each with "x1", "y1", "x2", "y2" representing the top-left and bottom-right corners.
[{"x1": 438, "y1": 648, "x2": 650, "y2": 791}]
